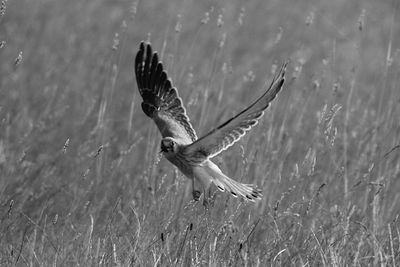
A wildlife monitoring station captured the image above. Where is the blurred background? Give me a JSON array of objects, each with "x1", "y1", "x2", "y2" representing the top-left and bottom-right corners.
[{"x1": 0, "y1": 0, "x2": 399, "y2": 265}]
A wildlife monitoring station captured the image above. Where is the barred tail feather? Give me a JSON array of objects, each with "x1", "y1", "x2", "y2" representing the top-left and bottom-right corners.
[{"x1": 205, "y1": 162, "x2": 262, "y2": 201}]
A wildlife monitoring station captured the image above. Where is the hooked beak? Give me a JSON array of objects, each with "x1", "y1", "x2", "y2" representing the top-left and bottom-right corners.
[{"x1": 160, "y1": 144, "x2": 167, "y2": 153}]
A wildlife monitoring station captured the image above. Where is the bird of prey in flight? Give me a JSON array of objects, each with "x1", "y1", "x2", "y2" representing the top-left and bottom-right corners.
[{"x1": 135, "y1": 42, "x2": 286, "y2": 205}]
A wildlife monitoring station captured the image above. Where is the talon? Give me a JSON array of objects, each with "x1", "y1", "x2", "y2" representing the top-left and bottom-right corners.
[{"x1": 192, "y1": 190, "x2": 201, "y2": 201}]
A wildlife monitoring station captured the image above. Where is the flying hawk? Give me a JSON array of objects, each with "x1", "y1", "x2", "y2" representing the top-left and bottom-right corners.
[{"x1": 135, "y1": 42, "x2": 286, "y2": 205}]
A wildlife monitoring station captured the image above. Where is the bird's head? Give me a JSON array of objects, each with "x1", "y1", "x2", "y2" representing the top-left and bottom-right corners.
[{"x1": 160, "y1": 137, "x2": 178, "y2": 155}]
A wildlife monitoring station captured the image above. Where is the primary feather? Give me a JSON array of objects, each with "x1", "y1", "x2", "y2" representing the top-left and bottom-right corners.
[
  {"x1": 135, "y1": 42, "x2": 197, "y2": 144},
  {"x1": 182, "y1": 63, "x2": 287, "y2": 163}
]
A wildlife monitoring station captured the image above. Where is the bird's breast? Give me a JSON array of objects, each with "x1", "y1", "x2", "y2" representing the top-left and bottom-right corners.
[{"x1": 165, "y1": 153, "x2": 195, "y2": 179}]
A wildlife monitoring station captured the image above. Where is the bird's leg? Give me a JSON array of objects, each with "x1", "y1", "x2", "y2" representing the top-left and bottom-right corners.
[
  {"x1": 202, "y1": 186, "x2": 215, "y2": 208},
  {"x1": 208, "y1": 187, "x2": 215, "y2": 207},
  {"x1": 202, "y1": 188, "x2": 209, "y2": 208},
  {"x1": 192, "y1": 178, "x2": 201, "y2": 201}
]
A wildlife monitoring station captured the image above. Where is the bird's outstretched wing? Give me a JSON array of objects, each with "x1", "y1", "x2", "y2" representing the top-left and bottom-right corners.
[
  {"x1": 135, "y1": 42, "x2": 197, "y2": 143},
  {"x1": 182, "y1": 63, "x2": 287, "y2": 163}
]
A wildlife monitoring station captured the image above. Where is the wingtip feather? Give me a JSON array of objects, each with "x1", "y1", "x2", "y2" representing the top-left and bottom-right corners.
[{"x1": 134, "y1": 41, "x2": 198, "y2": 141}]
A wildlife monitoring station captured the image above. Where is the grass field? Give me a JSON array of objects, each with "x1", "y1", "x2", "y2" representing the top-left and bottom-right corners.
[{"x1": 1, "y1": 0, "x2": 400, "y2": 265}]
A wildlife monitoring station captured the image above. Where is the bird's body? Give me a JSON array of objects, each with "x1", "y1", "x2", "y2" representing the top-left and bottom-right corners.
[
  {"x1": 162, "y1": 138, "x2": 259, "y2": 201},
  {"x1": 134, "y1": 42, "x2": 286, "y2": 205}
]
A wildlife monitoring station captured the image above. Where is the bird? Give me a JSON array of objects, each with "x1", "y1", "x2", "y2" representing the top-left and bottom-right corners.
[{"x1": 134, "y1": 42, "x2": 286, "y2": 205}]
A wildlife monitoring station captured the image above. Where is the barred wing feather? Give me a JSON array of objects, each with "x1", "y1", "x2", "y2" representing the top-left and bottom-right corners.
[
  {"x1": 182, "y1": 63, "x2": 287, "y2": 163},
  {"x1": 135, "y1": 42, "x2": 197, "y2": 144}
]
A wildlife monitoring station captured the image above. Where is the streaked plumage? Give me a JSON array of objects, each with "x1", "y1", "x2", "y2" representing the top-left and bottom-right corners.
[{"x1": 135, "y1": 42, "x2": 286, "y2": 204}]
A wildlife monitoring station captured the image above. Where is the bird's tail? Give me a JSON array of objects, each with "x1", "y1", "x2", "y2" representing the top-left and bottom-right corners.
[{"x1": 205, "y1": 164, "x2": 262, "y2": 201}]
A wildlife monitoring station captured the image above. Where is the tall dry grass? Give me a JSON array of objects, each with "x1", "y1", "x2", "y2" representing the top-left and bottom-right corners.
[{"x1": 0, "y1": 0, "x2": 399, "y2": 265}]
